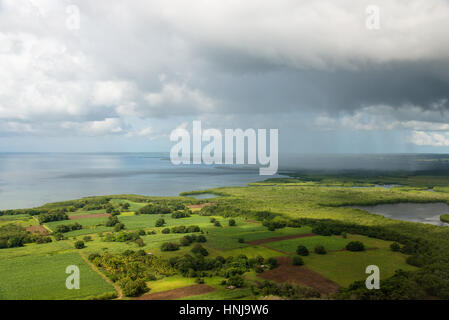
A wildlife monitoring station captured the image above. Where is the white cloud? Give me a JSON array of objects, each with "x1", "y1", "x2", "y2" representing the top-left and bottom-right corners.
[
  {"x1": 144, "y1": 82, "x2": 215, "y2": 115},
  {"x1": 409, "y1": 131, "x2": 449, "y2": 146}
]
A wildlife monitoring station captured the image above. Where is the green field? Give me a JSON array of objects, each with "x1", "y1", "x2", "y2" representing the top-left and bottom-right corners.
[
  {"x1": 2, "y1": 172, "x2": 449, "y2": 300},
  {"x1": 0, "y1": 252, "x2": 115, "y2": 300},
  {"x1": 266, "y1": 235, "x2": 351, "y2": 253},
  {"x1": 303, "y1": 248, "x2": 417, "y2": 287}
]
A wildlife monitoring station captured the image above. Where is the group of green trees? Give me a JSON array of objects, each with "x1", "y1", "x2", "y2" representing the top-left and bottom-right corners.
[
  {"x1": 251, "y1": 280, "x2": 321, "y2": 299},
  {"x1": 138, "y1": 201, "x2": 187, "y2": 215},
  {"x1": 37, "y1": 211, "x2": 68, "y2": 223},
  {"x1": 88, "y1": 250, "x2": 175, "y2": 297},
  {"x1": 160, "y1": 225, "x2": 201, "y2": 234},
  {"x1": 171, "y1": 210, "x2": 191, "y2": 219},
  {"x1": 105, "y1": 216, "x2": 125, "y2": 231},
  {"x1": 0, "y1": 224, "x2": 51, "y2": 249},
  {"x1": 55, "y1": 222, "x2": 82, "y2": 233},
  {"x1": 168, "y1": 254, "x2": 277, "y2": 279},
  {"x1": 161, "y1": 234, "x2": 207, "y2": 252}
]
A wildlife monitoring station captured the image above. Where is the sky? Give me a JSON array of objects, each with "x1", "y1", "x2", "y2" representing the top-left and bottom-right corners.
[{"x1": 1, "y1": 0, "x2": 449, "y2": 153}]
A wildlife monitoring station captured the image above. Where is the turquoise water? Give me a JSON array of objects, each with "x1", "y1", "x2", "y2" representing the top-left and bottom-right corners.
[{"x1": 0, "y1": 153, "x2": 275, "y2": 210}]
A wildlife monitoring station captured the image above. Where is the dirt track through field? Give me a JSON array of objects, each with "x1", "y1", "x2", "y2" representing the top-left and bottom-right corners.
[
  {"x1": 257, "y1": 256, "x2": 340, "y2": 295},
  {"x1": 246, "y1": 233, "x2": 316, "y2": 246},
  {"x1": 134, "y1": 284, "x2": 215, "y2": 300},
  {"x1": 69, "y1": 213, "x2": 111, "y2": 220}
]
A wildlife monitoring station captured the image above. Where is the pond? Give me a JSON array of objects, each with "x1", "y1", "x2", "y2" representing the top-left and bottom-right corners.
[
  {"x1": 185, "y1": 193, "x2": 218, "y2": 199},
  {"x1": 349, "y1": 202, "x2": 449, "y2": 226}
]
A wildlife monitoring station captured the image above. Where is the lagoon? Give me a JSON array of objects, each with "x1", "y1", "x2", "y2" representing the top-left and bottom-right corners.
[{"x1": 350, "y1": 202, "x2": 449, "y2": 226}]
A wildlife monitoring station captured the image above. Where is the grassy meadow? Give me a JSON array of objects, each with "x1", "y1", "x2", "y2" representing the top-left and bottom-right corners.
[{"x1": 2, "y1": 172, "x2": 449, "y2": 300}]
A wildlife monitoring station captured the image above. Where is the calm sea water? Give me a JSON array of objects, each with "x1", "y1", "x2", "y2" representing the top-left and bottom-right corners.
[
  {"x1": 350, "y1": 203, "x2": 449, "y2": 226},
  {"x1": 0, "y1": 153, "x2": 277, "y2": 210}
]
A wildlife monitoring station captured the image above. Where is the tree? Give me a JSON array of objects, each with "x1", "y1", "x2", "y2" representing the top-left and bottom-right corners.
[
  {"x1": 180, "y1": 236, "x2": 191, "y2": 246},
  {"x1": 314, "y1": 245, "x2": 326, "y2": 254},
  {"x1": 74, "y1": 240, "x2": 85, "y2": 249},
  {"x1": 226, "y1": 275, "x2": 245, "y2": 288},
  {"x1": 229, "y1": 219, "x2": 236, "y2": 226},
  {"x1": 155, "y1": 218, "x2": 165, "y2": 227},
  {"x1": 161, "y1": 242, "x2": 179, "y2": 251},
  {"x1": 135, "y1": 238, "x2": 145, "y2": 247},
  {"x1": 296, "y1": 245, "x2": 309, "y2": 256},
  {"x1": 390, "y1": 242, "x2": 401, "y2": 252},
  {"x1": 267, "y1": 257, "x2": 278, "y2": 269},
  {"x1": 292, "y1": 256, "x2": 304, "y2": 266},
  {"x1": 346, "y1": 241, "x2": 365, "y2": 252},
  {"x1": 191, "y1": 244, "x2": 208, "y2": 256}
]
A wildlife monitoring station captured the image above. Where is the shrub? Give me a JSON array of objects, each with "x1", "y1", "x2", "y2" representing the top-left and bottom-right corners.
[
  {"x1": 229, "y1": 219, "x2": 236, "y2": 226},
  {"x1": 74, "y1": 240, "x2": 85, "y2": 249},
  {"x1": 197, "y1": 235, "x2": 207, "y2": 243},
  {"x1": 390, "y1": 242, "x2": 401, "y2": 252},
  {"x1": 314, "y1": 245, "x2": 326, "y2": 254},
  {"x1": 180, "y1": 236, "x2": 191, "y2": 246},
  {"x1": 440, "y1": 214, "x2": 449, "y2": 224},
  {"x1": 292, "y1": 256, "x2": 304, "y2": 266},
  {"x1": 105, "y1": 216, "x2": 120, "y2": 227},
  {"x1": 135, "y1": 238, "x2": 145, "y2": 247},
  {"x1": 88, "y1": 253, "x2": 101, "y2": 261},
  {"x1": 155, "y1": 218, "x2": 165, "y2": 227},
  {"x1": 267, "y1": 257, "x2": 278, "y2": 269},
  {"x1": 296, "y1": 245, "x2": 309, "y2": 256},
  {"x1": 195, "y1": 278, "x2": 205, "y2": 284},
  {"x1": 120, "y1": 278, "x2": 149, "y2": 297},
  {"x1": 406, "y1": 255, "x2": 426, "y2": 267},
  {"x1": 83, "y1": 235, "x2": 92, "y2": 242},
  {"x1": 226, "y1": 275, "x2": 245, "y2": 288},
  {"x1": 238, "y1": 238, "x2": 244, "y2": 243},
  {"x1": 172, "y1": 211, "x2": 191, "y2": 219},
  {"x1": 346, "y1": 241, "x2": 365, "y2": 252},
  {"x1": 56, "y1": 223, "x2": 82, "y2": 233},
  {"x1": 161, "y1": 228, "x2": 170, "y2": 234},
  {"x1": 186, "y1": 225, "x2": 200, "y2": 233},
  {"x1": 161, "y1": 242, "x2": 179, "y2": 251},
  {"x1": 214, "y1": 221, "x2": 222, "y2": 227},
  {"x1": 191, "y1": 244, "x2": 209, "y2": 256}
]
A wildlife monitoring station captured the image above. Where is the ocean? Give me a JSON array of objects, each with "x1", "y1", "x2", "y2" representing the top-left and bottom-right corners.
[{"x1": 0, "y1": 153, "x2": 274, "y2": 210}]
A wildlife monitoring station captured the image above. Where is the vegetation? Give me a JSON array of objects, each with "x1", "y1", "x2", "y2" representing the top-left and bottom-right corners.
[
  {"x1": 296, "y1": 245, "x2": 309, "y2": 256},
  {"x1": 292, "y1": 256, "x2": 304, "y2": 266},
  {"x1": 346, "y1": 241, "x2": 365, "y2": 252},
  {"x1": 56, "y1": 222, "x2": 82, "y2": 233},
  {"x1": 3, "y1": 171, "x2": 449, "y2": 300},
  {"x1": 314, "y1": 245, "x2": 327, "y2": 255},
  {"x1": 441, "y1": 214, "x2": 449, "y2": 224},
  {"x1": 75, "y1": 240, "x2": 85, "y2": 249}
]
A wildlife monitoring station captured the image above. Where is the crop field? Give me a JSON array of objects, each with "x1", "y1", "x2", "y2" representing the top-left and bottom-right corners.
[
  {"x1": 266, "y1": 235, "x2": 351, "y2": 253},
  {"x1": 2, "y1": 173, "x2": 449, "y2": 300},
  {"x1": 303, "y1": 248, "x2": 417, "y2": 287},
  {"x1": 0, "y1": 252, "x2": 115, "y2": 300}
]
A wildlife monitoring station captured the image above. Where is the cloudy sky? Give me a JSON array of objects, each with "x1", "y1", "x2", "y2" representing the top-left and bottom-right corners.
[{"x1": 1, "y1": 0, "x2": 449, "y2": 153}]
